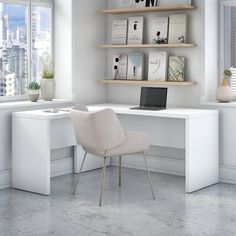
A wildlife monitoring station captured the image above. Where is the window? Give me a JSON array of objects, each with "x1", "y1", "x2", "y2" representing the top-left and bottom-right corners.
[
  {"x1": 31, "y1": 4, "x2": 52, "y2": 82},
  {"x1": 0, "y1": 0, "x2": 52, "y2": 99},
  {"x1": 221, "y1": 0, "x2": 236, "y2": 94}
]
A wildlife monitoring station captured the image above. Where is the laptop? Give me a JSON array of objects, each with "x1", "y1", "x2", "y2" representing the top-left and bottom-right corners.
[{"x1": 131, "y1": 87, "x2": 168, "y2": 111}]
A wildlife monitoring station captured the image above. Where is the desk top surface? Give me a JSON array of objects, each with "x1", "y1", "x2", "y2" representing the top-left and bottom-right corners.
[{"x1": 13, "y1": 103, "x2": 219, "y2": 120}]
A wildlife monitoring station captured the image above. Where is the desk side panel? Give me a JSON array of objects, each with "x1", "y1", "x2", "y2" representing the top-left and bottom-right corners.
[
  {"x1": 185, "y1": 115, "x2": 219, "y2": 193},
  {"x1": 12, "y1": 117, "x2": 50, "y2": 195}
]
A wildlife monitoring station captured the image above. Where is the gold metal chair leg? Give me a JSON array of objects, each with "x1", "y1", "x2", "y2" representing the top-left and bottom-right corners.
[
  {"x1": 73, "y1": 152, "x2": 87, "y2": 194},
  {"x1": 119, "y1": 156, "x2": 122, "y2": 187},
  {"x1": 99, "y1": 157, "x2": 107, "y2": 207},
  {"x1": 143, "y1": 152, "x2": 156, "y2": 199}
]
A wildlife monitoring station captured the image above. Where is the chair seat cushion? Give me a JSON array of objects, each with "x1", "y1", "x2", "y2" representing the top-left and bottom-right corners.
[{"x1": 105, "y1": 131, "x2": 150, "y2": 157}]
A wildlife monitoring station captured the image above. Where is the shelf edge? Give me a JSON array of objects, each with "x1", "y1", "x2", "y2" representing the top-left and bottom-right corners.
[
  {"x1": 98, "y1": 80, "x2": 197, "y2": 86},
  {"x1": 99, "y1": 4, "x2": 196, "y2": 14}
]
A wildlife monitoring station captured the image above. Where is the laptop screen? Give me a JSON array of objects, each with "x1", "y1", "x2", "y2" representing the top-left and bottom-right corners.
[{"x1": 140, "y1": 87, "x2": 167, "y2": 108}]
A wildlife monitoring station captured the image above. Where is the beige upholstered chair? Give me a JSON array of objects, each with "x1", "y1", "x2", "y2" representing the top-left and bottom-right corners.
[{"x1": 70, "y1": 105, "x2": 155, "y2": 206}]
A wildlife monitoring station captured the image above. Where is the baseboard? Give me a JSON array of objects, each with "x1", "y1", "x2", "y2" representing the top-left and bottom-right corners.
[
  {"x1": 51, "y1": 157, "x2": 74, "y2": 178},
  {"x1": 112, "y1": 154, "x2": 185, "y2": 177},
  {"x1": 220, "y1": 165, "x2": 236, "y2": 184},
  {"x1": 0, "y1": 158, "x2": 74, "y2": 190},
  {"x1": 1, "y1": 158, "x2": 236, "y2": 190},
  {"x1": 0, "y1": 170, "x2": 11, "y2": 189}
]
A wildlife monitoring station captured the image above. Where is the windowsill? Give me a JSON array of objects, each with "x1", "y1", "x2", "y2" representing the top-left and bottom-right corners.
[
  {"x1": 0, "y1": 99, "x2": 73, "y2": 110},
  {"x1": 202, "y1": 101, "x2": 236, "y2": 108}
]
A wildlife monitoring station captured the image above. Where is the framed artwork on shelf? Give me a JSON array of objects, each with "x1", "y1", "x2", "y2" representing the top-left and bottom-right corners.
[
  {"x1": 148, "y1": 51, "x2": 168, "y2": 81},
  {"x1": 168, "y1": 14, "x2": 187, "y2": 44},
  {"x1": 112, "y1": 54, "x2": 128, "y2": 80},
  {"x1": 127, "y1": 16, "x2": 144, "y2": 44},
  {"x1": 112, "y1": 20, "x2": 128, "y2": 45},
  {"x1": 127, "y1": 53, "x2": 144, "y2": 80},
  {"x1": 145, "y1": 0, "x2": 158, "y2": 7},
  {"x1": 117, "y1": 0, "x2": 133, "y2": 8},
  {"x1": 158, "y1": 0, "x2": 192, "y2": 6},
  {"x1": 168, "y1": 56, "x2": 185, "y2": 82},
  {"x1": 134, "y1": 0, "x2": 146, "y2": 7},
  {"x1": 150, "y1": 17, "x2": 169, "y2": 44}
]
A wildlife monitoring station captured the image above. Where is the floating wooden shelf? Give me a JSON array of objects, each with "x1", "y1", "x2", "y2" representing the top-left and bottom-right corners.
[
  {"x1": 98, "y1": 80, "x2": 197, "y2": 86},
  {"x1": 99, "y1": 4, "x2": 196, "y2": 14},
  {"x1": 98, "y1": 43, "x2": 196, "y2": 49}
]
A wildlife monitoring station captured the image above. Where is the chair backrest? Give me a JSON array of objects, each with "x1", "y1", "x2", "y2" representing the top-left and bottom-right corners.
[{"x1": 70, "y1": 105, "x2": 126, "y2": 156}]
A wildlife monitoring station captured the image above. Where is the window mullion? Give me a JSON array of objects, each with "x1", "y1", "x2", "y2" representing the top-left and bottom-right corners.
[{"x1": 28, "y1": 0, "x2": 32, "y2": 85}]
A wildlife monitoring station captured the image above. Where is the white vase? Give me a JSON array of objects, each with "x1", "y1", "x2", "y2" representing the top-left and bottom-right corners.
[
  {"x1": 41, "y1": 78, "x2": 55, "y2": 101},
  {"x1": 28, "y1": 90, "x2": 40, "y2": 102},
  {"x1": 216, "y1": 79, "x2": 234, "y2": 103}
]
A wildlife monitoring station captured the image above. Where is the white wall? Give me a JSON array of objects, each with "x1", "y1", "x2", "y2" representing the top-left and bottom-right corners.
[
  {"x1": 73, "y1": 0, "x2": 107, "y2": 104},
  {"x1": 54, "y1": 0, "x2": 73, "y2": 100},
  {"x1": 105, "y1": 0, "x2": 202, "y2": 107},
  {"x1": 201, "y1": 0, "x2": 219, "y2": 103}
]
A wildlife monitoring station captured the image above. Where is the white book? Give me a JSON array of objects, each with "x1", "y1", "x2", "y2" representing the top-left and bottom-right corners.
[
  {"x1": 168, "y1": 14, "x2": 187, "y2": 44},
  {"x1": 127, "y1": 53, "x2": 144, "y2": 80},
  {"x1": 112, "y1": 54, "x2": 128, "y2": 80},
  {"x1": 148, "y1": 51, "x2": 167, "y2": 81},
  {"x1": 134, "y1": 0, "x2": 146, "y2": 7},
  {"x1": 159, "y1": 0, "x2": 191, "y2": 5},
  {"x1": 112, "y1": 20, "x2": 128, "y2": 45},
  {"x1": 150, "y1": 17, "x2": 169, "y2": 44},
  {"x1": 117, "y1": 0, "x2": 133, "y2": 8},
  {"x1": 127, "y1": 16, "x2": 144, "y2": 44}
]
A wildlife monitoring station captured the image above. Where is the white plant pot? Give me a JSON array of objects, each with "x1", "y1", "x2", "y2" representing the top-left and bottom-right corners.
[
  {"x1": 28, "y1": 90, "x2": 40, "y2": 102},
  {"x1": 41, "y1": 78, "x2": 55, "y2": 101},
  {"x1": 216, "y1": 85, "x2": 234, "y2": 103}
]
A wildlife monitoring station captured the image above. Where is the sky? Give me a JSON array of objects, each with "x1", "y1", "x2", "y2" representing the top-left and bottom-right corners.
[{"x1": 1, "y1": 4, "x2": 50, "y2": 31}]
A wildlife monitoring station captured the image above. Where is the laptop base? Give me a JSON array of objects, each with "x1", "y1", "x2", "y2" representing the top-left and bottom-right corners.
[{"x1": 130, "y1": 106, "x2": 166, "y2": 111}]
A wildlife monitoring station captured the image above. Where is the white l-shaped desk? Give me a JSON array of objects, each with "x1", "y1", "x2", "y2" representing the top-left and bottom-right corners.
[{"x1": 12, "y1": 104, "x2": 219, "y2": 195}]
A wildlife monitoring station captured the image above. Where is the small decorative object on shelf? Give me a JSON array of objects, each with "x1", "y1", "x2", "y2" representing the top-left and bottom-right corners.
[
  {"x1": 28, "y1": 81, "x2": 40, "y2": 102},
  {"x1": 216, "y1": 69, "x2": 234, "y2": 103},
  {"x1": 40, "y1": 52, "x2": 55, "y2": 101},
  {"x1": 127, "y1": 16, "x2": 144, "y2": 44},
  {"x1": 150, "y1": 17, "x2": 169, "y2": 44},
  {"x1": 168, "y1": 56, "x2": 185, "y2": 82},
  {"x1": 148, "y1": 51, "x2": 168, "y2": 81},
  {"x1": 168, "y1": 14, "x2": 187, "y2": 44}
]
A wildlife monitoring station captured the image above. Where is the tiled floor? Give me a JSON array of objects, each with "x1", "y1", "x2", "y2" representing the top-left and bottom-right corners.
[{"x1": 1, "y1": 167, "x2": 236, "y2": 236}]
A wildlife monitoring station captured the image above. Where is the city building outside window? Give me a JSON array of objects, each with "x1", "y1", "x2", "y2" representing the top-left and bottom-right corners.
[
  {"x1": 220, "y1": 0, "x2": 236, "y2": 95},
  {"x1": 0, "y1": 0, "x2": 53, "y2": 100}
]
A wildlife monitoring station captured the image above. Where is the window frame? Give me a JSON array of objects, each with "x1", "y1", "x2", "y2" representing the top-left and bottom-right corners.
[
  {"x1": 0, "y1": 0, "x2": 53, "y2": 102},
  {"x1": 220, "y1": 1, "x2": 236, "y2": 93}
]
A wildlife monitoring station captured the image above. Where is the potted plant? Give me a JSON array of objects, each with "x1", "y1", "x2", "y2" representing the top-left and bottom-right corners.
[
  {"x1": 216, "y1": 69, "x2": 234, "y2": 103},
  {"x1": 40, "y1": 52, "x2": 55, "y2": 101},
  {"x1": 28, "y1": 81, "x2": 40, "y2": 102}
]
